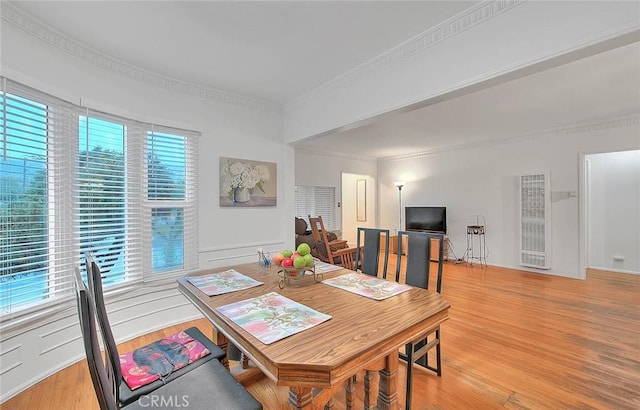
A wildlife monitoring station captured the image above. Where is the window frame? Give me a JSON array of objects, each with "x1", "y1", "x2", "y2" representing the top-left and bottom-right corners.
[
  {"x1": 145, "y1": 126, "x2": 199, "y2": 275},
  {"x1": 0, "y1": 77, "x2": 200, "y2": 323}
]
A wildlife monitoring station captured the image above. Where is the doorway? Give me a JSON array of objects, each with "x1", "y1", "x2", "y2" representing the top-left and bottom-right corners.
[{"x1": 580, "y1": 149, "x2": 640, "y2": 278}]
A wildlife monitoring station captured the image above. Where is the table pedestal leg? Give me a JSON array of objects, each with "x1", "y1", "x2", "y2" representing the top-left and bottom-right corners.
[{"x1": 377, "y1": 352, "x2": 399, "y2": 410}]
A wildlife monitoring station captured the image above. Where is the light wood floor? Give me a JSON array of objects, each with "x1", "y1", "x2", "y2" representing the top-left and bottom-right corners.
[{"x1": 3, "y1": 262, "x2": 639, "y2": 409}]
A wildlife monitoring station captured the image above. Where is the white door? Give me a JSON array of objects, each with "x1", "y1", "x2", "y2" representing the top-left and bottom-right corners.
[{"x1": 341, "y1": 173, "x2": 376, "y2": 245}]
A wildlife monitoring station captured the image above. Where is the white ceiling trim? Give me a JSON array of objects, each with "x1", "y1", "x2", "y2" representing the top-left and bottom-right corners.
[
  {"x1": 284, "y1": 0, "x2": 524, "y2": 114},
  {"x1": 293, "y1": 146, "x2": 377, "y2": 163},
  {"x1": 0, "y1": 2, "x2": 280, "y2": 114},
  {"x1": 379, "y1": 115, "x2": 640, "y2": 163}
]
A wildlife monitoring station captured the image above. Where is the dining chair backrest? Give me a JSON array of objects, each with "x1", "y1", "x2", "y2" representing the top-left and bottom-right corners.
[
  {"x1": 85, "y1": 252, "x2": 95, "y2": 300},
  {"x1": 73, "y1": 266, "x2": 119, "y2": 410},
  {"x1": 87, "y1": 255, "x2": 123, "y2": 400},
  {"x1": 395, "y1": 230, "x2": 445, "y2": 293},
  {"x1": 355, "y1": 227, "x2": 390, "y2": 278}
]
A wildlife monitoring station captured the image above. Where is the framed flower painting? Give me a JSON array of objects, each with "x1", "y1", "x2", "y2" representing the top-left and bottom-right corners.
[{"x1": 219, "y1": 157, "x2": 277, "y2": 207}]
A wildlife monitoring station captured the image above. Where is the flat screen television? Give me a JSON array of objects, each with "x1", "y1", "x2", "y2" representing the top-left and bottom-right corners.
[{"x1": 405, "y1": 206, "x2": 447, "y2": 234}]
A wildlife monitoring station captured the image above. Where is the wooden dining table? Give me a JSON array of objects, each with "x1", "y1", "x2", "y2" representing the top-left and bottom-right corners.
[{"x1": 177, "y1": 262, "x2": 450, "y2": 409}]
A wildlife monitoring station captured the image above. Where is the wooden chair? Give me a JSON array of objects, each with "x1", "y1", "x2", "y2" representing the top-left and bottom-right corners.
[
  {"x1": 355, "y1": 227, "x2": 390, "y2": 278},
  {"x1": 73, "y1": 266, "x2": 263, "y2": 410},
  {"x1": 308, "y1": 215, "x2": 359, "y2": 268},
  {"x1": 394, "y1": 230, "x2": 445, "y2": 410}
]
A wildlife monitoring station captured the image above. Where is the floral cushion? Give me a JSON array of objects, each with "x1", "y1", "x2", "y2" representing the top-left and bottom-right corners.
[{"x1": 120, "y1": 330, "x2": 211, "y2": 390}]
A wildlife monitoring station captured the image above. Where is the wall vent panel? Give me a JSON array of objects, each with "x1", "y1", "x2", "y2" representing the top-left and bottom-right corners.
[{"x1": 520, "y1": 173, "x2": 551, "y2": 269}]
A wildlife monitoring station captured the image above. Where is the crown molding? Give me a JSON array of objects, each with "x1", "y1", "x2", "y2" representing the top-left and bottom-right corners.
[
  {"x1": 284, "y1": 0, "x2": 524, "y2": 113},
  {"x1": 294, "y1": 146, "x2": 377, "y2": 163},
  {"x1": 379, "y1": 115, "x2": 640, "y2": 163},
  {"x1": 1, "y1": 2, "x2": 281, "y2": 114}
]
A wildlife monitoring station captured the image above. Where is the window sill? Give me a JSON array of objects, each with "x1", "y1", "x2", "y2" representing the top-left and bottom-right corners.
[
  {"x1": 0, "y1": 271, "x2": 188, "y2": 340},
  {"x1": 0, "y1": 297, "x2": 77, "y2": 341}
]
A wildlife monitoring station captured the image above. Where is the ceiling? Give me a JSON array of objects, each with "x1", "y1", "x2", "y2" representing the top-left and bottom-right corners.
[
  {"x1": 297, "y1": 41, "x2": 640, "y2": 159},
  {"x1": 8, "y1": 1, "x2": 640, "y2": 159},
  {"x1": 11, "y1": 0, "x2": 476, "y2": 104}
]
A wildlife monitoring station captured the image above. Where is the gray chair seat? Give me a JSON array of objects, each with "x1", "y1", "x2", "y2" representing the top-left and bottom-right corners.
[
  {"x1": 123, "y1": 358, "x2": 262, "y2": 410},
  {"x1": 119, "y1": 326, "x2": 225, "y2": 405}
]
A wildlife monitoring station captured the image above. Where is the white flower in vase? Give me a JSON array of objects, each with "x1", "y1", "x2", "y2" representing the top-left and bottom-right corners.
[{"x1": 222, "y1": 160, "x2": 270, "y2": 200}]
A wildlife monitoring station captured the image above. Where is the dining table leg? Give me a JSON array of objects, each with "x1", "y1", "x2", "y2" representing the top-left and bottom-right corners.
[
  {"x1": 288, "y1": 386, "x2": 314, "y2": 409},
  {"x1": 364, "y1": 370, "x2": 374, "y2": 410},
  {"x1": 324, "y1": 398, "x2": 334, "y2": 409},
  {"x1": 345, "y1": 378, "x2": 355, "y2": 409},
  {"x1": 211, "y1": 328, "x2": 230, "y2": 369},
  {"x1": 377, "y1": 352, "x2": 399, "y2": 410}
]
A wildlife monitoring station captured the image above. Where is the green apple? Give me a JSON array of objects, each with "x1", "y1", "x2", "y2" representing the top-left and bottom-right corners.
[
  {"x1": 296, "y1": 242, "x2": 311, "y2": 256},
  {"x1": 293, "y1": 256, "x2": 306, "y2": 269},
  {"x1": 303, "y1": 253, "x2": 314, "y2": 266},
  {"x1": 281, "y1": 249, "x2": 293, "y2": 258}
]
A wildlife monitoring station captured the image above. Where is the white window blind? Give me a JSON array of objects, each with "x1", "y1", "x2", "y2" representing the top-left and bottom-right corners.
[
  {"x1": 146, "y1": 128, "x2": 198, "y2": 273},
  {"x1": 294, "y1": 186, "x2": 335, "y2": 230},
  {"x1": 0, "y1": 77, "x2": 199, "y2": 318},
  {"x1": 1, "y1": 79, "x2": 76, "y2": 315},
  {"x1": 77, "y1": 113, "x2": 142, "y2": 286},
  {"x1": 1, "y1": 85, "x2": 51, "y2": 313}
]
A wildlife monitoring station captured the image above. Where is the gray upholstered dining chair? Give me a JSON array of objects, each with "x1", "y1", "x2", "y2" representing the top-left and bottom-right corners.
[
  {"x1": 85, "y1": 253, "x2": 227, "y2": 405},
  {"x1": 355, "y1": 227, "x2": 390, "y2": 278},
  {"x1": 348, "y1": 227, "x2": 389, "y2": 392},
  {"x1": 394, "y1": 230, "x2": 445, "y2": 410},
  {"x1": 73, "y1": 266, "x2": 262, "y2": 410}
]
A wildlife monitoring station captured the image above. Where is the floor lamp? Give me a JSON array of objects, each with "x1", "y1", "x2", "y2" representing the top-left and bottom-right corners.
[{"x1": 394, "y1": 181, "x2": 405, "y2": 232}]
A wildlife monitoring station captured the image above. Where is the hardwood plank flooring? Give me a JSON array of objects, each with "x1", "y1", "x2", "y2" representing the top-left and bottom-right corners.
[{"x1": 3, "y1": 263, "x2": 639, "y2": 409}]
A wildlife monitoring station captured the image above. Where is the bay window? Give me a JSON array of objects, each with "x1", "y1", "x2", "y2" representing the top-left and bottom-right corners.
[{"x1": 0, "y1": 78, "x2": 199, "y2": 317}]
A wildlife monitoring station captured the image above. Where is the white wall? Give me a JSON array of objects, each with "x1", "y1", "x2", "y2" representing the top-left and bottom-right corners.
[
  {"x1": 377, "y1": 119, "x2": 640, "y2": 278},
  {"x1": 587, "y1": 150, "x2": 640, "y2": 273},
  {"x1": 0, "y1": 21, "x2": 288, "y2": 402}
]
